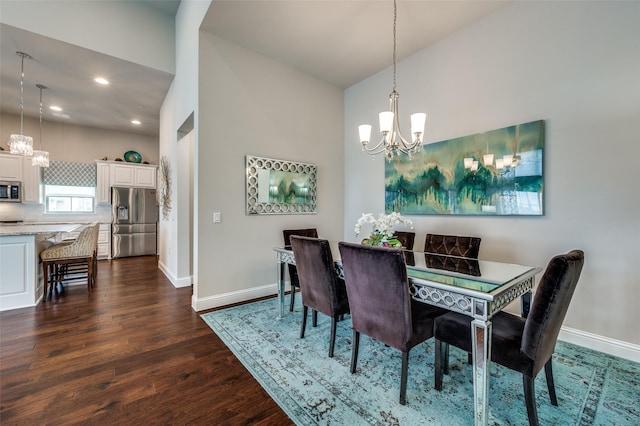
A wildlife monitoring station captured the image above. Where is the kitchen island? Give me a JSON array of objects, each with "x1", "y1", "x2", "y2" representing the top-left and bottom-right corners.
[{"x1": 0, "y1": 223, "x2": 83, "y2": 311}]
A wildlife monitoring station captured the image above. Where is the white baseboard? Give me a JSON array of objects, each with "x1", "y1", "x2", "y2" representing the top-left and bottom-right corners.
[
  {"x1": 559, "y1": 326, "x2": 640, "y2": 363},
  {"x1": 192, "y1": 283, "x2": 278, "y2": 312},
  {"x1": 158, "y1": 261, "x2": 192, "y2": 288}
]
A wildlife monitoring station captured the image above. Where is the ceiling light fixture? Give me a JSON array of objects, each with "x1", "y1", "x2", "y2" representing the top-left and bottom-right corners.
[
  {"x1": 358, "y1": 0, "x2": 426, "y2": 160},
  {"x1": 32, "y1": 84, "x2": 50, "y2": 168},
  {"x1": 8, "y1": 51, "x2": 34, "y2": 156},
  {"x1": 49, "y1": 105, "x2": 62, "y2": 112},
  {"x1": 94, "y1": 77, "x2": 109, "y2": 85},
  {"x1": 131, "y1": 120, "x2": 141, "y2": 125}
]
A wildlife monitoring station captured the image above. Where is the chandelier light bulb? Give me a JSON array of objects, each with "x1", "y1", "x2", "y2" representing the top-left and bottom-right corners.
[
  {"x1": 358, "y1": 125, "x2": 372, "y2": 145},
  {"x1": 410, "y1": 113, "x2": 426, "y2": 142},
  {"x1": 379, "y1": 111, "x2": 394, "y2": 134}
]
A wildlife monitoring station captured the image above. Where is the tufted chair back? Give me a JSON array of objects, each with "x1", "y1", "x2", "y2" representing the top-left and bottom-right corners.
[
  {"x1": 424, "y1": 233, "x2": 481, "y2": 258},
  {"x1": 394, "y1": 231, "x2": 416, "y2": 250}
]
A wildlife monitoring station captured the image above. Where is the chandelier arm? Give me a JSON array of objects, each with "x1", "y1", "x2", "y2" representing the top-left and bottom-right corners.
[{"x1": 362, "y1": 137, "x2": 389, "y2": 156}]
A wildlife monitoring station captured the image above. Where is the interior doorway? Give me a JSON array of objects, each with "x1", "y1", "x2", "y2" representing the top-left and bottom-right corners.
[{"x1": 177, "y1": 117, "x2": 194, "y2": 291}]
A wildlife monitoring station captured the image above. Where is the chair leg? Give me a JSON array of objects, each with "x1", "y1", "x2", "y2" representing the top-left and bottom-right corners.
[
  {"x1": 43, "y1": 262, "x2": 51, "y2": 301},
  {"x1": 92, "y1": 253, "x2": 98, "y2": 288},
  {"x1": 435, "y1": 339, "x2": 445, "y2": 391},
  {"x1": 289, "y1": 286, "x2": 296, "y2": 311},
  {"x1": 400, "y1": 351, "x2": 409, "y2": 405},
  {"x1": 87, "y1": 259, "x2": 93, "y2": 293},
  {"x1": 544, "y1": 359, "x2": 558, "y2": 406},
  {"x1": 444, "y1": 343, "x2": 450, "y2": 375},
  {"x1": 312, "y1": 310, "x2": 318, "y2": 327},
  {"x1": 300, "y1": 306, "x2": 308, "y2": 338},
  {"x1": 329, "y1": 317, "x2": 338, "y2": 358},
  {"x1": 523, "y1": 375, "x2": 539, "y2": 426},
  {"x1": 350, "y1": 330, "x2": 360, "y2": 374}
]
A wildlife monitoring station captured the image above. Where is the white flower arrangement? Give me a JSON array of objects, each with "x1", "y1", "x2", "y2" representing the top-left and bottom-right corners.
[{"x1": 354, "y1": 212, "x2": 414, "y2": 247}]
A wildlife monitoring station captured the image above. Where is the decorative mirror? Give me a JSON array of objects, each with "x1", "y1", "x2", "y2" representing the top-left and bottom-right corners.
[{"x1": 246, "y1": 155, "x2": 317, "y2": 215}]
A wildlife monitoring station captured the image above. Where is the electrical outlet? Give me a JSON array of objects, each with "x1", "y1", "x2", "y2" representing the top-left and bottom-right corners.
[{"x1": 213, "y1": 212, "x2": 221, "y2": 223}]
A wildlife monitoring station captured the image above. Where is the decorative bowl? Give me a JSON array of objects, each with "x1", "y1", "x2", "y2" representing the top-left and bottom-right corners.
[{"x1": 124, "y1": 150, "x2": 142, "y2": 163}]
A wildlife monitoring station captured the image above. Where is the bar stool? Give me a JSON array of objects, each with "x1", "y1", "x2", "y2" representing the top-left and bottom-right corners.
[{"x1": 40, "y1": 222, "x2": 100, "y2": 300}]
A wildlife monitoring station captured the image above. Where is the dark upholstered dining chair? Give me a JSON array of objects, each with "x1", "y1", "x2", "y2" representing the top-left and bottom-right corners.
[
  {"x1": 283, "y1": 228, "x2": 318, "y2": 311},
  {"x1": 338, "y1": 241, "x2": 446, "y2": 405},
  {"x1": 289, "y1": 236, "x2": 350, "y2": 358},
  {"x1": 394, "y1": 231, "x2": 416, "y2": 250},
  {"x1": 395, "y1": 231, "x2": 416, "y2": 266},
  {"x1": 424, "y1": 233, "x2": 481, "y2": 258},
  {"x1": 433, "y1": 250, "x2": 585, "y2": 426},
  {"x1": 424, "y1": 233, "x2": 482, "y2": 364}
]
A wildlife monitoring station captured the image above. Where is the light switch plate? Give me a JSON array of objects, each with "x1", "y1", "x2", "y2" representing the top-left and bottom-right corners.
[{"x1": 213, "y1": 212, "x2": 221, "y2": 223}]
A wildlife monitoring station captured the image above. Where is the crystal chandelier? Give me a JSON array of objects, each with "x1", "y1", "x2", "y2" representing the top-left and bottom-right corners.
[
  {"x1": 32, "y1": 84, "x2": 50, "y2": 168},
  {"x1": 8, "y1": 52, "x2": 34, "y2": 156},
  {"x1": 358, "y1": 0, "x2": 426, "y2": 160}
]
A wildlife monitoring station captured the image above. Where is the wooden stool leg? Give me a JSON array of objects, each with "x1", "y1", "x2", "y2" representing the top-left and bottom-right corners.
[
  {"x1": 43, "y1": 261, "x2": 50, "y2": 301},
  {"x1": 87, "y1": 258, "x2": 93, "y2": 293}
]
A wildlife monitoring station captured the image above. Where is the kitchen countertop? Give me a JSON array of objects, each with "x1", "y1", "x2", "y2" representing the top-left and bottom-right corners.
[{"x1": 0, "y1": 223, "x2": 84, "y2": 236}]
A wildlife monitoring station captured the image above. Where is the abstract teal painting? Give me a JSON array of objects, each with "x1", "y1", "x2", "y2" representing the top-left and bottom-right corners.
[{"x1": 385, "y1": 120, "x2": 544, "y2": 215}]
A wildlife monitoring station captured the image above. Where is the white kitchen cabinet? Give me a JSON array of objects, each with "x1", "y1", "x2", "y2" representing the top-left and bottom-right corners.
[
  {"x1": 110, "y1": 163, "x2": 135, "y2": 186},
  {"x1": 22, "y1": 157, "x2": 42, "y2": 203},
  {"x1": 0, "y1": 153, "x2": 23, "y2": 181},
  {"x1": 95, "y1": 161, "x2": 111, "y2": 204},
  {"x1": 134, "y1": 166, "x2": 156, "y2": 187},
  {"x1": 109, "y1": 162, "x2": 157, "y2": 188}
]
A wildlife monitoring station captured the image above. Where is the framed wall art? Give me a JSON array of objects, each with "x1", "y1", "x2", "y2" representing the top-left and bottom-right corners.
[
  {"x1": 385, "y1": 120, "x2": 544, "y2": 216},
  {"x1": 246, "y1": 155, "x2": 317, "y2": 215}
]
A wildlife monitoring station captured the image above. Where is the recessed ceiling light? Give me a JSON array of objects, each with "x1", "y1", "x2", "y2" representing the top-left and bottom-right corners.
[
  {"x1": 94, "y1": 77, "x2": 109, "y2": 85},
  {"x1": 49, "y1": 105, "x2": 62, "y2": 112},
  {"x1": 131, "y1": 120, "x2": 141, "y2": 125}
]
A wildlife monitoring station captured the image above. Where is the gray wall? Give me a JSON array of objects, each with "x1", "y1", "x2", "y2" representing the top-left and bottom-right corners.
[
  {"x1": 345, "y1": 1, "x2": 640, "y2": 347},
  {"x1": 194, "y1": 32, "x2": 344, "y2": 304}
]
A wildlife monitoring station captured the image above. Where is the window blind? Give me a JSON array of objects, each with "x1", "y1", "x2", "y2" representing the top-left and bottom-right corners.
[{"x1": 43, "y1": 161, "x2": 96, "y2": 187}]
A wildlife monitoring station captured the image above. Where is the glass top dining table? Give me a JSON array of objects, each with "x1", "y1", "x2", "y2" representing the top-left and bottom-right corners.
[{"x1": 273, "y1": 243, "x2": 542, "y2": 426}]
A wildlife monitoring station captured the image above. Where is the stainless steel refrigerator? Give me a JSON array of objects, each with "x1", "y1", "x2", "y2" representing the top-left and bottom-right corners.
[{"x1": 112, "y1": 187, "x2": 158, "y2": 258}]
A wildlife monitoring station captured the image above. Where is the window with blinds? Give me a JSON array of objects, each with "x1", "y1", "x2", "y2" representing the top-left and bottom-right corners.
[{"x1": 43, "y1": 161, "x2": 96, "y2": 213}]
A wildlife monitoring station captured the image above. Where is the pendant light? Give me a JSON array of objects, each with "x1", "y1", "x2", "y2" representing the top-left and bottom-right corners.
[
  {"x1": 32, "y1": 84, "x2": 50, "y2": 168},
  {"x1": 8, "y1": 52, "x2": 34, "y2": 156},
  {"x1": 357, "y1": 0, "x2": 426, "y2": 160}
]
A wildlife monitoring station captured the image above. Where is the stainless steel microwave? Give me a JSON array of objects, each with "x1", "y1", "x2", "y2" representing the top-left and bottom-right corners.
[{"x1": 0, "y1": 181, "x2": 21, "y2": 202}]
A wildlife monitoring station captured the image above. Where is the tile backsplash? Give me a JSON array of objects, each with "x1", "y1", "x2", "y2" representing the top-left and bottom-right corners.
[{"x1": 0, "y1": 202, "x2": 111, "y2": 224}]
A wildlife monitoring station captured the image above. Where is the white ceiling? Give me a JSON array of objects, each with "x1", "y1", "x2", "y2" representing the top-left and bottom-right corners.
[
  {"x1": 201, "y1": 0, "x2": 511, "y2": 89},
  {"x1": 0, "y1": 0, "x2": 510, "y2": 139}
]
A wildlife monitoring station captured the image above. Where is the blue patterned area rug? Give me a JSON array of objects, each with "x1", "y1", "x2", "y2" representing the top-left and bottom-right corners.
[{"x1": 201, "y1": 296, "x2": 639, "y2": 425}]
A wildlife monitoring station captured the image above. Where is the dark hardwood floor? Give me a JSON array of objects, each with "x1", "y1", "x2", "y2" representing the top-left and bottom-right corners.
[{"x1": 0, "y1": 256, "x2": 293, "y2": 425}]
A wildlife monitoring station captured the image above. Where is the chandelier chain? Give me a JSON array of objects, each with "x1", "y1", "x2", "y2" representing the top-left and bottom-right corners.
[
  {"x1": 392, "y1": 0, "x2": 397, "y2": 93},
  {"x1": 19, "y1": 54, "x2": 25, "y2": 133},
  {"x1": 38, "y1": 85, "x2": 44, "y2": 150}
]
